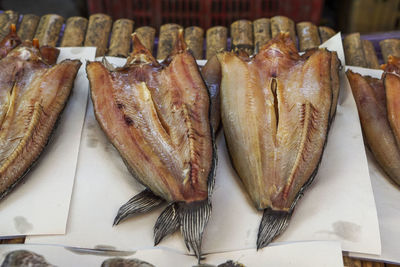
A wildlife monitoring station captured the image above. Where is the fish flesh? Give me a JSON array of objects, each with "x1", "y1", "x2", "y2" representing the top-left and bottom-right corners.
[
  {"x1": 301, "y1": 48, "x2": 340, "y2": 122},
  {"x1": 346, "y1": 56, "x2": 400, "y2": 185},
  {"x1": 218, "y1": 33, "x2": 336, "y2": 248},
  {"x1": 86, "y1": 30, "x2": 216, "y2": 260},
  {"x1": 0, "y1": 26, "x2": 81, "y2": 199}
]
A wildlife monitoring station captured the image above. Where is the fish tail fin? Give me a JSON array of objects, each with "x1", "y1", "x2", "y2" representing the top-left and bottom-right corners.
[
  {"x1": 152, "y1": 200, "x2": 211, "y2": 262},
  {"x1": 153, "y1": 203, "x2": 180, "y2": 245},
  {"x1": 256, "y1": 208, "x2": 292, "y2": 250},
  {"x1": 179, "y1": 200, "x2": 211, "y2": 262},
  {"x1": 113, "y1": 189, "x2": 165, "y2": 226}
]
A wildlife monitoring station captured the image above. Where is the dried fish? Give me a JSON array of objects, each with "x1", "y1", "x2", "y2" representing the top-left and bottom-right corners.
[
  {"x1": 0, "y1": 27, "x2": 81, "y2": 199},
  {"x1": 218, "y1": 33, "x2": 336, "y2": 248},
  {"x1": 87, "y1": 30, "x2": 216, "y2": 260},
  {"x1": 347, "y1": 55, "x2": 400, "y2": 185}
]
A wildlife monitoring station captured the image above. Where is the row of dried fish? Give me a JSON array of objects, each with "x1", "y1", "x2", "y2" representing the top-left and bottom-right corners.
[
  {"x1": 347, "y1": 57, "x2": 400, "y2": 185},
  {"x1": 0, "y1": 25, "x2": 81, "y2": 200},
  {"x1": 1, "y1": 249, "x2": 244, "y2": 267},
  {"x1": 87, "y1": 29, "x2": 339, "y2": 260},
  {"x1": 0, "y1": 23, "x2": 341, "y2": 262}
]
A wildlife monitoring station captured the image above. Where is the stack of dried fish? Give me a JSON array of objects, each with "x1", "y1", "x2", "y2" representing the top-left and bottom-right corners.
[
  {"x1": 218, "y1": 33, "x2": 340, "y2": 248},
  {"x1": 86, "y1": 30, "x2": 216, "y2": 260},
  {"x1": 0, "y1": 25, "x2": 81, "y2": 200},
  {"x1": 347, "y1": 56, "x2": 400, "y2": 185}
]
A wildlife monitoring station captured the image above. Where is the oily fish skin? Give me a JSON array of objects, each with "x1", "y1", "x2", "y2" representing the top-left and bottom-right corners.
[
  {"x1": 383, "y1": 56, "x2": 400, "y2": 149},
  {"x1": 87, "y1": 42, "x2": 212, "y2": 204},
  {"x1": 385, "y1": 72, "x2": 400, "y2": 148},
  {"x1": 0, "y1": 41, "x2": 81, "y2": 198},
  {"x1": 347, "y1": 70, "x2": 400, "y2": 185},
  {"x1": 219, "y1": 34, "x2": 332, "y2": 211}
]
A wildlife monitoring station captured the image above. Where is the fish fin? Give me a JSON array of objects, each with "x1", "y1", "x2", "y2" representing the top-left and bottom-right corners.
[
  {"x1": 102, "y1": 56, "x2": 117, "y2": 72},
  {"x1": 179, "y1": 200, "x2": 211, "y2": 262},
  {"x1": 256, "y1": 208, "x2": 292, "y2": 250},
  {"x1": 113, "y1": 189, "x2": 165, "y2": 226},
  {"x1": 153, "y1": 203, "x2": 180, "y2": 245},
  {"x1": 208, "y1": 126, "x2": 217, "y2": 199}
]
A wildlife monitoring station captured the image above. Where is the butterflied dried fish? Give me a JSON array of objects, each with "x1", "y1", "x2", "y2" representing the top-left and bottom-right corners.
[
  {"x1": 347, "y1": 56, "x2": 400, "y2": 185},
  {"x1": 218, "y1": 33, "x2": 336, "y2": 248},
  {"x1": 0, "y1": 30, "x2": 81, "y2": 199},
  {"x1": 87, "y1": 30, "x2": 216, "y2": 260},
  {"x1": 1, "y1": 250, "x2": 54, "y2": 267}
]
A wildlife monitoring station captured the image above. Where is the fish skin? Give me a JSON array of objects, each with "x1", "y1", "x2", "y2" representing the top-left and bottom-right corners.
[
  {"x1": 385, "y1": 72, "x2": 400, "y2": 149},
  {"x1": 329, "y1": 52, "x2": 340, "y2": 121},
  {"x1": 347, "y1": 70, "x2": 400, "y2": 185},
  {"x1": 201, "y1": 54, "x2": 221, "y2": 134},
  {"x1": 383, "y1": 56, "x2": 400, "y2": 149},
  {"x1": 219, "y1": 33, "x2": 333, "y2": 211},
  {"x1": 0, "y1": 41, "x2": 81, "y2": 199}
]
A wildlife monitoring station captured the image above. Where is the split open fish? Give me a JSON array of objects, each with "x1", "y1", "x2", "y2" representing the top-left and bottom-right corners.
[
  {"x1": 218, "y1": 33, "x2": 339, "y2": 248},
  {"x1": 86, "y1": 31, "x2": 216, "y2": 260},
  {"x1": 347, "y1": 55, "x2": 400, "y2": 185},
  {"x1": 0, "y1": 25, "x2": 81, "y2": 199}
]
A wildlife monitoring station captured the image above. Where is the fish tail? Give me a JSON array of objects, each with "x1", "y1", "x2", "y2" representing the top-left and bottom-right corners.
[
  {"x1": 152, "y1": 200, "x2": 211, "y2": 262},
  {"x1": 179, "y1": 200, "x2": 211, "y2": 262},
  {"x1": 113, "y1": 189, "x2": 165, "y2": 226},
  {"x1": 256, "y1": 208, "x2": 292, "y2": 250},
  {"x1": 207, "y1": 126, "x2": 218, "y2": 199},
  {"x1": 153, "y1": 203, "x2": 180, "y2": 245}
]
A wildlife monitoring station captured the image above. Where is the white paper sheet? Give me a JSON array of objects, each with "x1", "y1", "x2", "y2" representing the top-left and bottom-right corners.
[
  {"x1": 0, "y1": 47, "x2": 96, "y2": 237},
  {"x1": 27, "y1": 34, "x2": 380, "y2": 255},
  {"x1": 342, "y1": 66, "x2": 400, "y2": 264},
  {"x1": 0, "y1": 241, "x2": 343, "y2": 267}
]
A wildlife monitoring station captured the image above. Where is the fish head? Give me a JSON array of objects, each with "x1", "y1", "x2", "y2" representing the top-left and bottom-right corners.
[
  {"x1": 126, "y1": 33, "x2": 159, "y2": 68},
  {"x1": 0, "y1": 24, "x2": 21, "y2": 59}
]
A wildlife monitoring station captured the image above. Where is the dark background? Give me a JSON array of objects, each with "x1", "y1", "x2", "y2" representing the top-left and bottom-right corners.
[{"x1": 0, "y1": 0, "x2": 398, "y2": 33}]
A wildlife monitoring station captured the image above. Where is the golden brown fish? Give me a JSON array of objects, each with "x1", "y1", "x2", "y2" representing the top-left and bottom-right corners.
[
  {"x1": 383, "y1": 56, "x2": 400, "y2": 148},
  {"x1": 0, "y1": 29, "x2": 81, "y2": 199},
  {"x1": 86, "y1": 31, "x2": 216, "y2": 260},
  {"x1": 346, "y1": 56, "x2": 400, "y2": 185},
  {"x1": 218, "y1": 33, "x2": 336, "y2": 248}
]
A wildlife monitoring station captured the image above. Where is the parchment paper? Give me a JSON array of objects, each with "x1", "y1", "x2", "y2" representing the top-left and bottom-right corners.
[
  {"x1": 0, "y1": 241, "x2": 343, "y2": 267},
  {"x1": 27, "y1": 34, "x2": 381, "y2": 255},
  {"x1": 0, "y1": 47, "x2": 96, "y2": 237}
]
